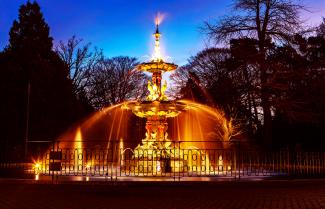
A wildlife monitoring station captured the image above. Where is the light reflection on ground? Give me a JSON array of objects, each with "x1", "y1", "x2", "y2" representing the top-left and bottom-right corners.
[{"x1": 34, "y1": 173, "x2": 276, "y2": 182}]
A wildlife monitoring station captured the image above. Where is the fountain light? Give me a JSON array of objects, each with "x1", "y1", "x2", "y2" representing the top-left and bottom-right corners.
[
  {"x1": 218, "y1": 155, "x2": 223, "y2": 171},
  {"x1": 155, "y1": 161, "x2": 161, "y2": 172},
  {"x1": 152, "y1": 19, "x2": 163, "y2": 62},
  {"x1": 121, "y1": 103, "x2": 129, "y2": 110},
  {"x1": 33, "y1": 161, "x2": 42, "y2": 174},
  {"x1": 34, "y1": 162, "x2": 41, "y2": 169},
  {"x1": 85, "y1": 163, "x2": 91, "y2": 170}
]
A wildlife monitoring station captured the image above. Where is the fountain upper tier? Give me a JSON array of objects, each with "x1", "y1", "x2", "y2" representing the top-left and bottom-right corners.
[
  {"x1": 134, "y1": 23, "x2": 178, "y2": 104},
  {"x1": 137, "y1": 61, "x2": 177, "y2": 73}
]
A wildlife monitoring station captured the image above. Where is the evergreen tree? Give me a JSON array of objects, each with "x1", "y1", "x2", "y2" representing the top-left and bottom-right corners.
[
  {"x1": 8, "y1": 1, "x2": 53, "y2": 55},
  {"x1": 0, "y1": 1, "x2": 81, "y2": 156}
]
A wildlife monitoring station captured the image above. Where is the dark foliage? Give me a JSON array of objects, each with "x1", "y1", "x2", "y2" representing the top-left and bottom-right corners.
[
  {"x1": 171, "y1": 15, "x2": 325, "y2": 149},
  {"x1": 204, "y1": 0, "x2": 306, "y2": 146},
  {"x1": 0, "y1": 1, "x2": 87, "y2": 153}
]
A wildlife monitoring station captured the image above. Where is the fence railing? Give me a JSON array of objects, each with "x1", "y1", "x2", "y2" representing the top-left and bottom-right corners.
[{"x1": 1, "y1": 140, "x2": 325, "y2": 180}]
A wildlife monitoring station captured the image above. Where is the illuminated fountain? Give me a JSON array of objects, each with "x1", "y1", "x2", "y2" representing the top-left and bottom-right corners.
[
  {"x1": 34, "y1": 17, "x2": 237, "y2": 178},
  {"x1": 113, "y1": 20, "x2": 236, "y2": 174},
  {"x1": 121, "y1": 22, "x2": 185, "y2": 173}
]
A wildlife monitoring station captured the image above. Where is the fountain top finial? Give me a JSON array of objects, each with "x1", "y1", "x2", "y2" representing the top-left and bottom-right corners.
[
  {"x1": 152, "y1": 21, "x2": 162, "y2": 63},
  {"x1": 155, "y1": 22, "x2": 160, "y2": 35},
  {"x1": 137, "y1": 22, "x2": 177, "y2": 73}
]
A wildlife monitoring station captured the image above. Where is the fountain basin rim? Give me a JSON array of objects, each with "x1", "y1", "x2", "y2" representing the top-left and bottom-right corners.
[{"x1": 137, "y1": 61, "x2": 178, "y2": 72}]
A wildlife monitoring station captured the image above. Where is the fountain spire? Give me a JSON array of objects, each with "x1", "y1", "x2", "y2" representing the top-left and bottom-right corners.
[{"x1": 153, "y1": 22, "x2": 162, "y2": 62}]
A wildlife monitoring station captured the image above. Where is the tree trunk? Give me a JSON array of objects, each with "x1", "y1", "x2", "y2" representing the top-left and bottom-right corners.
[
  {"x1": 260, "y1": 59, "x2": 272, "y2": 147},
  {"x1": 261, "y1": 88, "x2": 272, "y2": 147},
  {"x1": 259, "y1": 43, "x2": 272, "y2": 147}
]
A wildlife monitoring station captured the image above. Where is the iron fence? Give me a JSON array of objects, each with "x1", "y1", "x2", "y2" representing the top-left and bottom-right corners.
[{"x1": 1, "y1": 140, "x2": 325, "y2": 180}]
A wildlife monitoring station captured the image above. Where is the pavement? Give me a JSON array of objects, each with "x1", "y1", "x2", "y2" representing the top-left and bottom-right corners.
[{"x1": 1, "y1": 179, "x2": 325, "y2": 209}]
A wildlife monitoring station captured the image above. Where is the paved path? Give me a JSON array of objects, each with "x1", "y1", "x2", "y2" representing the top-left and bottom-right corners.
[{"x1": 1, "y1": 179, "x2": 325, "y2": 209}]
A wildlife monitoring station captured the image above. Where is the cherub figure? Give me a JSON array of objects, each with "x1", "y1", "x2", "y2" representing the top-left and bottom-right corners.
[
  {"x1": 147, "y1": 80, "x2": 159, "y2": 101},
  {"x1": 160, "y1": 80, "x2": 168, "y2": 101}
]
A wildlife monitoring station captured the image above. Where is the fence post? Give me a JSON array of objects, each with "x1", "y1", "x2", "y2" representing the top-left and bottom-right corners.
[
  {"x1": 51, "y1": 140, "x2": 54, "y2": 183},
  {"x1": 233, "y1": 140, "x2": 240, "y2": 181},
  {"x1": 233, "y1": 142, "x2": 236, "y2": 181},
  {"x1": 237, "y1": 141, "x2": 241, "y2": 180},
  {"x1": 287, "y1": 148, "x2": 290, "y2": 178}
]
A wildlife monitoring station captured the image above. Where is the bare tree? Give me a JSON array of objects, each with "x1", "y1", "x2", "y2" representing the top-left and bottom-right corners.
[
  {"x1": 169, "y1": 48, "x2": 230, "y2": 99},
  {"x1": 55, "y1": 36, "x2": 103, "y2": 97},
  {"x1": 171, "y1": 47, "x2": 258, "y2": 128},
  {"x1": 168, "y1": 65, "x2": 191, "y2": 99},
  {"x1": 228, "y1": 38, "x2": 263, "y2": 131},
  {"x1": 87, "y1": 56, "x2": 147, "y2": 109},
  {"x1": 317, "y1": 17, "x2": 325, "y2": 37},
  {"x1": 188, "y1": 48, "x2": 230, "y2": 87},
  {"x1": 204, "y1": 0, "x2": 305, "y2": 145}
]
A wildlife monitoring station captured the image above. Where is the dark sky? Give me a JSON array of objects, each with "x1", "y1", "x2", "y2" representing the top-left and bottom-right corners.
[{"x1": 1, "y1": 0, "x2": 324, "y2": 65}]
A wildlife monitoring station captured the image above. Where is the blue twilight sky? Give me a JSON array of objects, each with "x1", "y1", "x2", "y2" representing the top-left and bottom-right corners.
[{"x1": 1, "y1": 0, "x2": 325, "y2": 65}]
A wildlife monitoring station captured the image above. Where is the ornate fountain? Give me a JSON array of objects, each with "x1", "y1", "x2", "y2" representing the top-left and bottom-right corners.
[
  {"x1": 122, "y1": 23, "x2": 189, "y2": 173},
  {"x1": 35, "y1": 19, "x2": 234, "y2": 178}
]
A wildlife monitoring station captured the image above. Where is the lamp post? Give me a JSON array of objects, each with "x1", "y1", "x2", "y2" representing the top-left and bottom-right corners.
[{"x1": 24, "y1": 81, "x2": 30, "y2": 159}]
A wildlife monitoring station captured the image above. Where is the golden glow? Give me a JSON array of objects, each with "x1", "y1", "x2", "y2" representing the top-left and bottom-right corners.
[
  {"x1": 137, "y1": 62, "x2": 177, "y2": 72},
  {"x1": 152, "y1": 31, "x2": 162, "y2": 62},
  {"x1": 152, "y1": 14, "x2": 163, "y2": 62},
  {"x1": 85, "y1": 162, "x2": 91, "y2": 169},
  {"x1": 218, "y1": 155, "x2": 223, "y2": 170},
  {"x1": 147, "y1": 81, "x2": 160, "y2": 101},
  {"x1": 146, "y1": 79, "x2": 168, "y2": 102},
  {"x1": 176, "y1": 100, "x2": 237, "y2": 142},
  {"x1": 35, "y1": 174, "x2": 39, "y2": 181},
  {"x1": 121, "y1": 102, "x2": 130, "y2": 110},
  {"x1": 155, "y1": 12, "x2": 165, "y2": 26},
  {"x1": 156, "y1": 161, "x2": 161, "y2": 172},
  {"x1": 80, "y1": 103, "x2": 127, "y2": 131},
  {"x1": 33, "y1": 161, "x2": 41, "y2": 174},
  {"x1": 119, "y1": 138, "x2": 124, "y2": 150},
  {"x1": 34, "y1": 162, "x2": 41, "y2": 169},
  {"x1": 74, "y1": 127, "x2": 83, "y2": 149},
  {"x1": 119, "y1": 138, "x2": 125, "y2": 166},
  {"x1": 161, "y1": 80, "x2": 167, "y2": 100},
  {"x1": 133, "y1": 109, "x2": 181, "y2": 118},
  {"x1": 74, "y1": 127, "x2": 83, "y2": 172}
]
